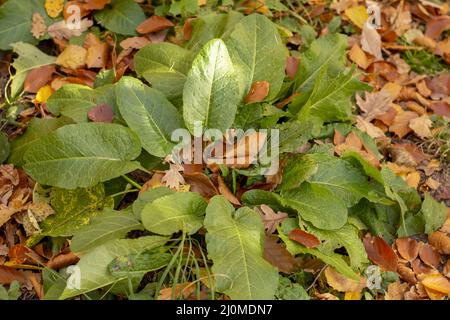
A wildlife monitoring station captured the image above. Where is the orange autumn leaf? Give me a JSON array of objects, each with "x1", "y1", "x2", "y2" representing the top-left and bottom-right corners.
[
  {"x1": 217, "y1": 175, "x2": 240, "y2": 205},
  {"x1": 396, "y1": 238, "x2": 419, "y2": 262},
  {"x1": 245, "y1": 81, "x2": 270, "y2": 104},
  {"x1": 24, "y1": 65, "x2": 55, "y2": 93},
  {"x1": 84, "y1": 0, "x2": 111, "y2": 10},
  {"x1": 348, "y1": 44, "x2": 371, "y2": 69},
  {"x1": 363, "y1": 235, "x2": 398, "y2": 272},
  {"x1": 389, "y1": 111, "x2": 419, "y2": 138},
  {"x1": 288, "y1": 229, "x2": 321, "y2": 248},
  {"x1": 418, "y1": 242, "x2": 441, "y2": 268},
  {"x1": 263, "y1": 235, "x2": 298, "y2": 273},
  {"x1": 136, "y1": 15, "x2": 175, "y2": 34},
  {"x1": 421, "y1": 274, "x2": 450, "y2": 295}
]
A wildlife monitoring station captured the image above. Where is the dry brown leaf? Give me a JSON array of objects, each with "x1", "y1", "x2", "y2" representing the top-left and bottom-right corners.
[
  {"x1": 263, "y1": 235, "x2": 298, "y2": 273},
  {"x1": 356, "y1": 116, "x2": 385, "y2": 138},
  {"x1": 348, "y1": 44, "x2": 371, "y2": 69},
  {"x1": 397, "y1": 262, "x2": 418, "y2": 285},
  {"x1": 119, "y1": 36, "x2": 151, "y2": 50},
  {"x1": 389, "y1": 111, "x2": 419, "y2": 138},
  {"x1": 316, "y1": 292, "x2": 339, "y2": 300},
  {"x1": 356, "y1": 90, "x2": 393, "y2": 121},
  {"x1": 385, "y1": 281, "x2": 409, "y2": 300},
  {"x1": 429, "y1": 102, "x2": 450, "y2": 117},
  {"x1": 411, "y1": 258, "x2": 438, "y2": 277},
  {"x1": 288, "y1": 229, "x2": 321, "y2": 248},
  {"x1": 47, "y1": 252, "x2": 79, "y2": 270},
  {"x1": 84, "y1": 0, "x2": 111, "y2": 10},
  {"x1": 363, "y1": 235, "x2": 398, "y2": 272},
  {"x1": 330, "y1": 0, "x2": 358, "y2": 13},
  {"x1": 24, "y1": 65, "x2": 55, "y2": 94},
  {"x1": 256, "y1": 205, "x2": 288, "y2": 234},
  {"x1": 428, "y1": 231, "x2": 450, "y2": 255},
  {"x1": 84, "y1": 33, "x2": 109, "y2": 69},
  {"x1": 183, "y1": 173, "x2": 218, "y2": 200},
  {"x1": 161, "y1": 164, "x2": 185, "y2": 190},
  {"x1": 387, "y1": 53, "x2": 411, "y2": 75},
  {"x1": 421, "y1": 274, "x2": 450, "y2": 295},
  {"x1": 56, "y1": 44, "x2": 87, "y2": 70},
  {"x1": 136, "y1": 15, "x2": 174, "y2": 34},
  {"x1": 396, "y1": 238, "x2": 419, "y2": 261},
  {"x1": 140, "y1": 172, "x2": 164, "y2": 193},
  {"x1": 443, "y1": 260, "x2": 450, "y2": 278},
  {"x1": 217, "y1": 175, "x2": 240, "y2": 205},
  {"x1": 47, "y1": 19, "x2": 93, "y2": 40},
  {"x1": 425, "y1": 16, "x2": 450, "y2": 40},
  {"x1": 324, "y1": 266, "x2": 366, "y2": 293},
  {"x1": 31, "y1": 12, "x2": 47, "y2": 39},
  {"x1": 0, "y1": 266, "x2": 28, "y2": 285},
  {"x1": 361, "y1": 22, "x2": 382, "y2": 60},
  {"x1": 408, "y1": 115, "x2": 432, "y2": 139},
  {"x1": 245, "y1": 81, "x2": 270, "y2": 104},
  {"x1": 418, "y1": 242, "x2": 441, "y2": 268}
]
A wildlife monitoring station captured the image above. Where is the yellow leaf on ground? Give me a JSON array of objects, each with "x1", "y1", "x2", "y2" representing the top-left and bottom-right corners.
[
  {"x1": 56, "y1": 45, "x2": 87, "y2": 69},
  {"x1": 421, "y1": 274, "x2": 450, "y2": 295},
  {"x1": 409, "y1": 115, "x2": 433, "y2": 139},
  {"x1": 35, "y1": 85, "x2": 53, "y2": 104},
  {"x1": 345, "y1": 6, "x2": 368, "y2": 29},
  {"x1": 344, "y1": 292, "x2": 361, "y2": 300},
  {"x1": 348, "y1": 44, "x2": 371, "y2": 69},
  {"x1": 45, "y1": 0, "x2": 64, "y2": 18},
  {"x1": 324, "y1": 266, "x2": 366, "y2": 293}
]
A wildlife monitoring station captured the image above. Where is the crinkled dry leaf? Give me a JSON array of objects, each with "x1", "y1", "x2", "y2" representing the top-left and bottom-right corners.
[
  {"x1": 161, "y1": 164, "x2": 185, "y2": 190},
  {"x1": 409, "y1": 115, "x2": 432, "y2": 139},
  {"x1": 397, "y1": 262, "x2": 418, "y2": 285},
  {"x1": 428, "y1": 231, "x2": 450, "y2": 255},
  {"x1": 385, "y1": 281, "x2": 409, "y2": 300},
  {"x1": 356, "y1": 90, "x2": 393, "y2": 121},
  {"x1": 47, "y1": 19, "x2": 93, "y2": 40},
  {"x1": 257, "y1": 204, "x2": 288, "y2": 234},
  {"x1": 56, "y1": 45, "x2": 87, "y2": 69},
  {"x1": 389, "y1": 111, "x2": 419, "y2": 138},
  {"x1": 24, "y1": 65, "x2": 55, "y2": 93},
  {"x1": 31, "y1": 12, "x2": 47, "y2": 39},
  {"x1": 120, "y1": 37, "x2": 151, "y2": 50},
  {"x1": 356, "y1": 116, "x2": 385, "y2": 138},
  {"x1": 324, "y1": 266, "x2": 366, "y2": 293}
]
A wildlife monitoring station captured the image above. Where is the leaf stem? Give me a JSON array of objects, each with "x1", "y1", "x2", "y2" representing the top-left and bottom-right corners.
[
  {"x1": 109, "y1": 189, "x2": 140, "y2": 198},
  {"x1": 121, "y1": 175, "x2": 142, "y2": 190}
]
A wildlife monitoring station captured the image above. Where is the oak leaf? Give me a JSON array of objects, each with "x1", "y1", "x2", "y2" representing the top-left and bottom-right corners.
[
  {"x1": 31, "y1": 12, "x2": 47, "y2": 39},
  {"x1": 257, "y1": 205, "x2": 288, "y2": 234}
]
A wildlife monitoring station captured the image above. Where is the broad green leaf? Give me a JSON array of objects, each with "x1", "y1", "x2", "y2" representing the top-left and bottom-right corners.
[
  {"x1": 108, "y1": 249, "x2": 171, "y2": 278},
  {"x1": 293, "y1": 33, "x2": 347, "y2": 96},
  {"x1": 9, "y1": 42, "x2": 56, "y2": 98},
  {"x1": 71, "y1": 208, "x2": 144, "y2": 253},
  {"x1": 186, "y1": 12, "x2": 243, "y2": 52},
  {"x1": 94, "y1": 69, "x2": 116, "y2": 88},
  {"x1": 23, "y1": 123, "x2": 142, "y2": 189},
  {"x1": 8, "y1": 117, "x2": 72, "y2": 166},
  {"x1": 60, "y1": 236, "x2": 168, "y2": 299},
  {"x1": 282, "y1": 182, "x2": 348, "y2": 230},
  {"x1": 134, "y1": 43, "x2": 194, "y2": 102},
  {"x1": 46, "y1": 84, "x2": 96, "y2": 123},
  {"x1": 421, "y1": 193, "x2": 447, "y2": 234},
  {"x1": 94, "y1": 0, "x2": 145, "y2": 35},
  {"x1": 226, "y1": 13, "x2": 286, "y2": 100},
  {"x1": 141, "y1": 192, "x2": 207, "y2": 235},
  {"x1": 183, "y1": 39, "x2": 240, "y2": 133},
  {"x1": 0, "y1": 132, "x2": 10, "y2": 163},
  {"x1": 0, "y1": 0, "x2": 50, "y2": 50},
  {"x1": 341, "y1": 150, "x2": 383, "y2": 184},
  {"x1": 279, "y1": 154, "x2": 318, "y2": 192},
  {"x1": 27, "y1": 184, "x2": 113, "y2": 246},
  {"x1": 116, "y1": 77, "x2": 184, "y2": 157},
  {"x1": 275, "y1": 277, "x2": 309, "y2": 300},
  {"x1": 132, "y1": 187, "x2": 175, "y2": 219},
  {"x1": 204, "y1": 196, "x2": 279, "y2": 300},
  {"x1": 241, "y1": 189, "x2": 293, "y2": 213}
]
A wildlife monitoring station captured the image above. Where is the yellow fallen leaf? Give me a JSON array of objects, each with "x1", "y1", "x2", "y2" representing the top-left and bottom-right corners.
[
  {"x1": 45, "y1": 0, "x2": 64, "y2": 18},
  {"x1": 35, "y1": 85, "x2": 53, "y2": 104},
  {"x1": 421, "y1": 274, "x2": 450, "y2": 295},
  {"x1": 324, "y1": 266, "x2": 366, "y2": 293},
  {"x1": 345, "y1": 6, "x2": 368, "y2": 29},
  {"x1": 409, "y1": 115, "x2": 433, "y2": 139},
  {"x1": 348, "y1": 44, "x2": 371, "y2": 69},
  {"x1": 344, "y1": 292, "x2": 361, "y2": 300},
  {"x1": 56, "y1": 45, "x2": 87, "y2": 70}
]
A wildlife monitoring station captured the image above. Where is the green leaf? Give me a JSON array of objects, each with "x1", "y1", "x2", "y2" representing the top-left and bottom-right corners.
[
  {"x1": 8, "y1": 117, "x2": 72, "y2": 166},
  {"x1": 134, "y1": 43, "x2": 194, "y2": 102},
  {"x1": 183, "y1": 39, "x2": 240, "y2": 134},
  {"x1": 9, "y1": 42, "x2": 56, "y2": 98},
  {"x1": 141, "y1": 192, "x2": 207, "y2": 235},
  {"x1": 186, "y1": 12, "x2": 243, "y2": 52},
  {"x1": 23, "y1": 123, "x2": 142, "y2": 189},
  {"x1": 226, "y1": 13, "x2": 287, "y2": 100},
  {"x1": 132, "y1": 187, "x2": 175, "y2": 219},
  {"x1": 282, "y1": 182, "x2": 348, "y2": 230},
  {"x1": 421, "y1": 193, "x2": 447, "y2": 234},
  {"x1": 108, "y1": 249, "x2": 171, "y2": 278},
  {"x1": 204, "y1": 196, "x2": 279, "y2": 300},
  {"x1": 71, "y1": 208, "x2": 144, "y2": 253},
  {"x1": 60, "y1": 236, "x2": 168, "y2": 299},
  {"x1": 116, "y1": 77, "x2": 184, "y2": 157},
  {"x1": 279, "y1": 154, "x2": 318, "y2": 192},
  {"x1": 94, "y1": 0, "x2": 145, "y2": 36},
  {"x1": 94, "y1": 69, "x2": 116, "y2": 88},
  {"x1": 275, "y1": 277, "x2": 309, "y2": 300},
  {"x1": 0, "y1": 132, "x2": 10, "y2": 164},
  {"x1": 27, "y1": 184, "x2": 113, "y2": 246},
  {"x1": 0, "y1": 0, "x2": 49, "y2": 50},
  {"x1": 46, "y1": 84, "x2": 96, "y2": 123}
]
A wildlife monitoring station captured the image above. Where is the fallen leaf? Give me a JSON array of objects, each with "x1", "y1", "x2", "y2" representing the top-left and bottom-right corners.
[
  {"x1": 425, "y1": 177, "x2": 441, "y2": 190},
  {"x1": 136, "y1": 15, "x2": 174, "y2": 34},
  {"x1": 87, "y1": 104, "x2": 115, "y2": 123},
  {"x1": 84, "y1": 33, "x2": 109, "y2": 69},
  {"x1": 429, "y1": 102, "x2": 450, "y2": 117},
  {"x1": 217, "y1": 175, "x2": 240, "y2": 205},
  {"x1": 363, "y1": 235, "x2": 398, "y2": 272},
  {"x1": 316, "y1": 292, "x2": 339, "y2": 300},
  {"x1": 288, "y1": 229, "x2": 321, "y2": 248},
  {"x1": 397, "y1": 262, "x2": 417, "y2": 284},
  {"x1": 24, "y1": 65, "x2": 55, "y2": 93},
  {"x1": 443, "y1": 260, "x2": 450, "y2": 278},
  {"x1": 348, "y1": 44, "x2": 371, "y2": 69},
  {"x1": 31, "y1": 12, "x2": 47, "y2": 39},
  {"x1": 158, "y1": 283, "x2": 195, "y2": 300},
  {"x1": 389, "y1": 111, "x2": 419, "y2": 138},
  {"x1": 356, "y1": 116, "x2": 385, "y2": 138},
  {"x1": 428, "y1": 231, "x2": 450, "y2": 255},
  {"x1": 285, "y1": 56, "x2": 299, "y2": 79},
  {"x1": 356, "y1": 90, "x2": 393, "y2": 121},
  {"x1": 47, "y1": 18, "x2": 93, "y2": 40},
  {"x1": 418, "y1": 242, "x2": 441, "y2": 268},
  {"x1": 120, "y1": 37, "x2": 151, "y2": 50},
  {"x1": 421, "y1": 274, "x2": 450, "y2": 295},
  {"x1": 183, "y1": 173, "x2": 219, "y2": 200},
  {"x1": 411, "y1": 258, "x2": 438, "y2": 276},
  {"x1": 361, "y1": 22, "x2": 382, "y2": 60},
  {"x1": 263, "y1": 235, "x2": 298, "y2": 273},
  {"x1": 45, "y1": 0, "x2": 64, "y2": 18},
  {"x1": 84, "y1": 0, "x2": 111, "y2": 10},
  {"x1": 47, "y1": 252, "x2": 79, "y2": 270},
  {"x1": 245, "y1": 81, "x2": 270, "y2": 104},
  {"x1": 344, "y1": 6, "x2": 368, "y2": 29},
  {"x1": 56, "y1": 44, "x2": 87, "y2": 69},
  {"x1": 34, "y1": 85, "x2": 53, "y2": 104},
  {"x1": 425, "y1": 16, "x2": 450, "y2": 40},
  {"x1": 0, "y1": 266, "x2": 28, "y2": 285},
  {"x1": 396, "y1": 238, "x2": 419, "y2": 261},
  {"x1": 257, "y1": 204, "x2": 288, "y2": 234},
  {"x1": 161, "y1": 164, "x2": 185, "y2": 190},
  {"x1": 324, "y1": 266, "x2": 366, "y2": 293},
  {"x1": 385, "y1": 281, "x2": 409, "y2": 300},
  {"x1": 409, "y1": 115, "x2": 432, "y2": 139}
]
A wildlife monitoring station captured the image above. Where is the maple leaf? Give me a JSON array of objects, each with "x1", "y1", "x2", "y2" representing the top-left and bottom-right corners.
[
  {"x1": 356, "y1": 89, "x2": 393, "y2": 121},
  {"x1": 257, "y1": 204, "x2": 288, "y2": 234}
]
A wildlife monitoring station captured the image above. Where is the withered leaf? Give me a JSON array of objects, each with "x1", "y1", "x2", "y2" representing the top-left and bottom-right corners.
[
  {"x1": 257, "y1": 205, "x2": 288, "y2": 234},
  {"x1": 288, "y1": 229, "x2": 321, "y2": 248},
  {"x1": 409, "y1": 115, "x2": 432, "y2": 139},
  {"x1": 419, "y1": 242, "x2": 441, "y2": 268},
  {"x1": 324, "y1": 266, "x2": 366, "y2": 293},
  {"x1": 396, "y1": 238, "x2": 419, "y2": 261},
  {"x1": 245, "y1": 81, "x2": 270, "y2": 104},
  {"x1": 24, "y1": 65, "x2": 55, "y2": 93},
  {"x1": 136, "y1": 15, "x2": 174, "y2": 34},
  {"x1": 363, "y1": 235, "x2": 398, "y2": 272},
  {"x1": 263, "y1": 235, "x2": 298, "y2": 273}
]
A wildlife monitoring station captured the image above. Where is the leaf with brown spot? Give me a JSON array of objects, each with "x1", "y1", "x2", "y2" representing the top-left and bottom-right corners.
[
  {"x1": 324, "y1": 266, "x2": 366, "y2": 293},
  {"x1": 363, "y1": 235, "x2": 397, "y2": 272},
  {"x1": 395, "y1": 238, "x2": 419, "y2": 261},
  {"x1": 257, "y1": 205, "x2": 288, "y2": 234},
  {"x1": 389, "y1": 111, "x2": 419, "y2": 138},
  {"x1": 24, "y1": 65, "x2": 55, "y2": 93},
  {"x1": 136, "y1": 16, "x2": 174, "y2": 34},
  {"x1": 88, "y1": 104, "x2": 114, "y2": 123},
  {"x1": 418, "y1": 242, "x2": 441, "y2": 268},
  {"x1": 425, "y1": 16, "x2": 450, "y2": 40},
  {"x1": 263, "y1": 235, "x2": 298, "y2": 273},
  {"x1": 245, "y1": 81, "x2": 270, "y2": 104},
  {"x1": 288, "y1": 229, "x2": 321, "y2": 248}
]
